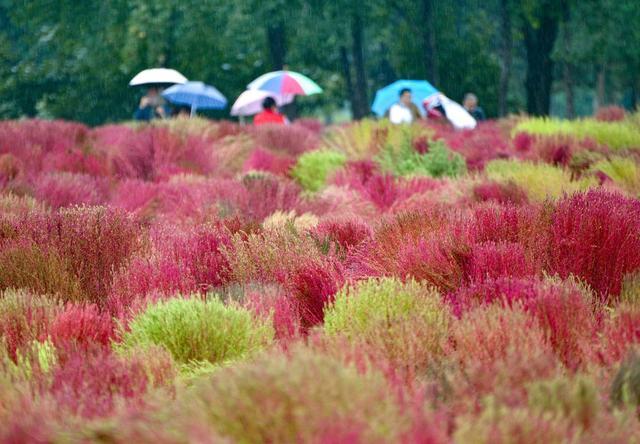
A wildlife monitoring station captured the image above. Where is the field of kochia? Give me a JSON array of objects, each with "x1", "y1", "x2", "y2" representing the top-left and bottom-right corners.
[{"x1": 1, "y1": 109, "x2": 640, "y2": 442}]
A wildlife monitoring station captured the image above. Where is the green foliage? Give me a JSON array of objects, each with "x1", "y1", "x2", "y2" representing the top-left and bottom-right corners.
[
  {"x1": 590, "y1": 157, "x2": 640, "y2": 196},
  {"x1": 454, "y1": 397, "x2": 570, "y2": 443},
  {"x1": 611, "y1": 353, "x2": 640, "y2": 409},
  {"x1": 485, "y1": 159, "x2": 597, "y2": 201},
  {"x1": 324, "y1": 278, "x2": 446, "y2": 338},
  {"x1": 378, "y1": 138, "x2": 466, "y2": 178},
  {"x1": 515, "y1": 117, "x2": 640, "y2": 150},
  {"x1": 620, "y1": 272, "x2": 640, "y2": 306},
  {"x1": 180, "y1": 347, "x2": 408, "y2": 442},
  {"x1": 324, "y1": 278, "x2": 450, "y2": 368},
  {"x1": 118, "y1": 296, "x2": 274, "y2": 366},
  {"x1": 528, "y1": 375, "x2": 599, "y2": 429},
  {"x1": 291, "y1": 149, "x2": 346, "y2": 192}
]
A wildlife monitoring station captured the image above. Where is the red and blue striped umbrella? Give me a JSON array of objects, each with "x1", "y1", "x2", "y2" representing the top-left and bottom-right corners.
[{"x1": 247, "y1": 70, "x2": 322, "y2": 96}]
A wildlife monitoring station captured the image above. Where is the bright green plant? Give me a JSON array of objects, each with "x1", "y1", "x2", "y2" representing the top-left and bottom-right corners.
[
  {"x1": 118, "y1": 296, "x2": 274, "y2": 366},
  {"x1": 486, "y1": 159, "x2": 597, "y2": 201},
  {"x1": 291, "y1": 149, "x2": 346, "y2": 192},
  {"x1": 324, "y1": 278, "x2": 447, "y2": 338},
  {"x1": 591, "y1": 157, "x2": 640, "y2": 196},
  {"x1": 378, "y1": 138, "x2": 466, "y2": 178},
  {"x1": 514, "y1": 117, "x2": 640, "y2": 150}
]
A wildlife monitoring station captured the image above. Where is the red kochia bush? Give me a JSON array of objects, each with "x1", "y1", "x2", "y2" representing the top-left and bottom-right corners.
[
  {"x1": 0, "y1": 120, "x2": 90, "y2": 176},
  {"x1": 464, "y1": 241, "x2": 536, "y2": 283},
  {"x1": 108, "y1": 222, "x2": 233, "y2": 316},
  {"x1": 524, "y1": 281, "x2": 597, "y2": 370},
  {"x1": 472, "y1": 181, "x2": 528, "y2": 205},
  {"x1": 48, "y1": 303, "x2": 116, "y2": 351},
  {"x1": 446, "y1": 276, "x2": 542, "y2": 317},
  {"x1": 597, "y1": 304, "x2": 640, "y2": 365},
  {"x1": 448, "y1": 277, "x2": 597, "y2": 370},
  {"x1": 34, "y1": 172, "x2": 108, "y2": 209},
  {"x1": 251, "y1": 123, "x2": 320, "y2": 156},
  {"x1": 9, "y1": 206, "x2": 141, "y2": 306},
  {"x1": 548, "y1": 190, "x2": 640, "y2": 302},
  {"x1": 49, "y1": 347, "x2": 174, "y2": 419},
  {"x1": 242, "y1": 147, "x2": 295, "y2": 176},
  {"x1": 433, "y1": 121, "x2": 511, "y2": 170},
  {"x1": 284, "y1": 259, "x2": 345, "y2": 332},
  {"x1": 313, "y1": 218, "x2": 372, "y2": 251},
  {"x1": 238, "y1": 173, "x2": 302, "y2": 222},
  {"x1": 595, "y1": 105, "x2": 626, "y2": 122}
]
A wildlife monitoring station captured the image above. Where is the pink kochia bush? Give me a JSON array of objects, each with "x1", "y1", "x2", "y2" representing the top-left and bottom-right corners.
[
  {"x1": 242, "y1": 147, "x2": 295, "y2": 176},
  {"x1": 48, "y1": 303, "x2": 116, "y2": 351},
  {"x1": 0, "y1": 206, "x2": 140, "y2": 306},
  {"x1": 548, "y1": 190, "x2": 640, "y2": 301},
  {"x1": 109, "y1": 222, "x2": 234, "y2": 316},
  {"x1": 447, "y1": 277, "x2": 597, "y2": 370}
]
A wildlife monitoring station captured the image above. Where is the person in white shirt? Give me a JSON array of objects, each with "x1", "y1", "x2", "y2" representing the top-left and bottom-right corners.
[{"x1": 388, "y1": 88, "x2": 421, "y2": 124}]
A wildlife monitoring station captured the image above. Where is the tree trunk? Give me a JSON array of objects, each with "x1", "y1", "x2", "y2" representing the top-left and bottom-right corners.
[
  {"x1": 267, "y1": 21, "x2": 287, "y2": 70},
  {"x1": 498, "y1": 0, "x2": 512, "y2": 117},
  {"x1": 351, "y1": 9, "x2": 369, "y2": 119},
  {"x1": 340, "y1": 45, "x2": 356, "y2": 117},
  {"x1": 561, "y1": 10, "x2": 575, "y2": 118},
  {"x1": 523, "y1": 3, "x2": 561, "y2": 116},
  {"x1": 420, "y1": 0, "x2": 439, "y2": 84},
  {"x1": 563, "y1": 62, "x2": 575, "y2": 119},
  {"x1": 596, "y1": 65, "x2": 606, "y2": 109}
]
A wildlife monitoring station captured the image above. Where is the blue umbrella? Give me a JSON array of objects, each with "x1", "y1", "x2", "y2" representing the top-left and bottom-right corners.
[
  {"x1": 162, "y1": 81, "x2": 227, "y2": 116},
  {"x1": 371, "y1": 80, "x2": 438, "y2": 117}
]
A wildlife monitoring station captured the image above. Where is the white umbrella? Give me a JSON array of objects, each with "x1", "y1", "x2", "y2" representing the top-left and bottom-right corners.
[
  {"x1": 424, "y1": 93, "x2": 477, "y2": 130},
  {"x1": 230, "y1": 89, "x2": 294, "y2": 116},
  {"x1": 129, "y1": 68, "x2": 188, "y2": 86}
]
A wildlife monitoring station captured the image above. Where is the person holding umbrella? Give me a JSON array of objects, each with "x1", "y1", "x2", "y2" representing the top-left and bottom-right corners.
[
  {"x1": 128, "y1": 68, "x2": 188, "y2": 121},
  {"x1": 388, "y1": 88, "x2": 422, "y2": 124},
  {"x1": 134, "y1": 87, "x2": 171, "y2": 121},
  {"x1": 254, "y1": 97, "x2": 286, "y2": 126}
]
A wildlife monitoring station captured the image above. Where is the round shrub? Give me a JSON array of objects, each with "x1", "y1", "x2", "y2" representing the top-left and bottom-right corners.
[
  {"x1": 323, "y1": 278, "x2": 450, "y2": 370},
  {"x1": 291, "y1": 149, "x2": 346, "y2": 192},
  {"x1": 324, "y1": 278, "x2": 446, "y2": 338},
  {"x1": 118, "y1": 296, "x2": 273, "y2": 366},
  {"x1": 180, "y1": 347, "x2": 409, "y2": 443},
  {"x1": 548, "y1": 189, "x2": 640, "y2": 301}
]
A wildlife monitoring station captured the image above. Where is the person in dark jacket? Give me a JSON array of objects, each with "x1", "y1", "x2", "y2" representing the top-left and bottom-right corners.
[
  {"x1": 463, "y1": 93, "x2": 486, "y2": 122},
  {"x1": 134, "y1": 87, "x2": 171, "y2": 121}
]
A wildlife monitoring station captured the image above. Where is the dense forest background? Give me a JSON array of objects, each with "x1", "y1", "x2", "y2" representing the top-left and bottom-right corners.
[{"x1": 0, "y1": 0, "x2": 639, "y2": 125}]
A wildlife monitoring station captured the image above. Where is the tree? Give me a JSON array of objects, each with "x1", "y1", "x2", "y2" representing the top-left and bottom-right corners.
[{"x1": 521, "y1": 0, "x2": 568, "y2": 116}]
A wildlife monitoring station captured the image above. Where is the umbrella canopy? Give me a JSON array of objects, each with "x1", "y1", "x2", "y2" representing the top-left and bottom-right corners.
[
  {"x1": 129, "y1": 68, "x2": 188, "y2": 86},
  {"x1": 231, "y1": 89, "x2": 294, "y2": 116},
  {"x1": 162, "y1": 81, "x2": 227, "y2": 115},
  {"x1": 248, "y1": 70, "x2": 322, "y2": 96},
  {"x1": 371, "y1": 80, "x2": 438, "y2": 117}
]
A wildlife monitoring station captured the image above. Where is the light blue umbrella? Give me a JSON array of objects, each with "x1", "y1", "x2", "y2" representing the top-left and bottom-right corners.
[
  {"x1": 162, "y1": 81, "x2": 227, "y2": 116},
  {"x1": 371, "y1": 80, "x2": 438, "y2": 117}
]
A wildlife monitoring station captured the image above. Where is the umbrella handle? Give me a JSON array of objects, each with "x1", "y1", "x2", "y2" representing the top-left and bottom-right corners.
[{"x1": 190, "y1": 104, "x2": 197, "y2": 118}]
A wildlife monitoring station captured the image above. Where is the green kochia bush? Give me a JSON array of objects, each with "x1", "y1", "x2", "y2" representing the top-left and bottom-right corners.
[
  {"x1": 291, "y1": 149, "x2": 346, "y2": 192},
  {"x1": 324, "y1": 278, "x2": 450, "y2": 368},
  {"x1": 324, "y1": 277, "x2": 447, "y2": 340},
  {"x1": 118, "y1": 296, "x2": 274, "y2": 366},
  {"x1": 514, "y1": 117, "x2": 640, "y2": 150},
  {"x1": 378, "y1": 138, "x2": 467, "y2": 178}
]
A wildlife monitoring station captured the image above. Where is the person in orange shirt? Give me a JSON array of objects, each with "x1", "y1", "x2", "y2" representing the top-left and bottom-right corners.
[{"x1": 253, "y1": 97, "x2": 286, "y2": 126}]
